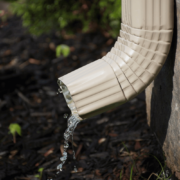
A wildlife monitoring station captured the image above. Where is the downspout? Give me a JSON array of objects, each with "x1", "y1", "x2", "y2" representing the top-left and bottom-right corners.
[{"x1": 57, "y1": 0, "x2": 174, "y2": 121}]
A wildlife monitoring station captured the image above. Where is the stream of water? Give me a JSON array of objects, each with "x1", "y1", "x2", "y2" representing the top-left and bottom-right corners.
[{"x1": 56, "y1": 113, "x2": 81, "y2": 173}]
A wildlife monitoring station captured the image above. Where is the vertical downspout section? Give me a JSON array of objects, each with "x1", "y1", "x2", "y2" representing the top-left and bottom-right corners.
[{"x1": 58, "y1": 0, "x2": 174, "y2": 121}]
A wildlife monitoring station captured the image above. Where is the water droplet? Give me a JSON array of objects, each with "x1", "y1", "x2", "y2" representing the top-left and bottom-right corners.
[
  {"x1": 73, "y1": 153, "x2": 76, "y2": 159},
  {"x1": 60, "y1": 156, "x2": 66, "y2": 161},
  {"x1": 74, "y1": 166, "x2": 78, "y2": 172},
  {"x1": 64, "y1": 144, "x2": 69, "y2": 149},
  {"x1": 58, "y1": 88, "x2": 62, "y2": 93},
  {"x1": 64, "y1": 114, "x2": 68, "y2": 118},
  {"x1": 57, "y1": 164, "x2": 62, "y2": 170}
]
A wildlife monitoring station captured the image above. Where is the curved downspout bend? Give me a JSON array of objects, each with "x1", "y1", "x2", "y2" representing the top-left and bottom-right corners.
[{"x1": 58, "y1": 0, "x2": 174, "y2": 120}]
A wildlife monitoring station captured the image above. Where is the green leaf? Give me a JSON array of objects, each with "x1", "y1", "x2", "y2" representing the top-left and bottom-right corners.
[
  {"x1": 34, "y1": 174, "x2": 40, "y2": 178},
  {"x1": 38, "y1": 167, "x2": 44, "y2": 173},
  {"x1": 34, "y1": 168, "x2": 44, "y2": 179},
  {"x1": 130, "y1": 163, "x2": 134, "y2": 180},
  {"x1": 56, "y1": 45, "x2": 62, "y2": 57},
  {"x1": 9, "y1": 123, "x2": 21, "y2": 136},
  {"x1": 119, "y1": 169, "x2": 123, "y2": 180},
  {"x1": 56, "y1": 44, "x2": 70, "y2": 58},
  {"x1": 150, "y1": 155, "x2": 165, "y2": 179}
]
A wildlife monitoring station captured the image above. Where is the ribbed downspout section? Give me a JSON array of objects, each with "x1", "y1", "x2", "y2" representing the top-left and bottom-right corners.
[{"x1": 57, "y1": 0, "x2": 174, "y2": 120}]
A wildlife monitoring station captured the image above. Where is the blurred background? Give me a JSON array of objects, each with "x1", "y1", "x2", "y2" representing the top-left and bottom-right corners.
[
  {"x1": 0, "y1": 1, "x2": 168, "y2": 180},
  {"x1": 9, "y1": 0, "x2": 121, "y2": 37}
]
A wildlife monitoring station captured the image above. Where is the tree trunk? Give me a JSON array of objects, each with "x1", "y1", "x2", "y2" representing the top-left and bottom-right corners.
[{"x1": 145, "y1": 0, "x2": 180, "y2": 178}]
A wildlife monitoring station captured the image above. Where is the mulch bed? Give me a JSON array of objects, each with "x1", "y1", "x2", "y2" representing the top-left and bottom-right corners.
[{"x1": 0, "y1": 15, "x2": 169, "y2": 180}]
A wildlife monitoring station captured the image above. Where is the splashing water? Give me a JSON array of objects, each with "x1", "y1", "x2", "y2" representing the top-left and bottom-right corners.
[{"x1": 56, "y1": 113, "x2": 81, "y2": 173}]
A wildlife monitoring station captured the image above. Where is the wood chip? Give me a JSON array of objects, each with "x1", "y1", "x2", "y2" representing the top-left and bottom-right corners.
[
  {"x1": 98, "y1": 138, "x2": 106, "y2": 144},
  {"x1": 44, "y1": 147, "x2": 54, "y2": 157},
  {"x1": 76, "y1": 143, "x2": 83, "y2": 158},
  {"x1": 28, "y1": 58, "x2": 41, "y2": 65}
]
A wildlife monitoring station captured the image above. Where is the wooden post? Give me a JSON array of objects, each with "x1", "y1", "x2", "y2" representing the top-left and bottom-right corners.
[{"x1": 145, "y1": 0, "x2": 180, "y2": 178}]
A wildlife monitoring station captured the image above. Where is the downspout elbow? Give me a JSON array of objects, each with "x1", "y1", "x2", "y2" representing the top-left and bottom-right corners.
[{"x1": 57, "y1": 0, "x2": 174, "y2": 121}]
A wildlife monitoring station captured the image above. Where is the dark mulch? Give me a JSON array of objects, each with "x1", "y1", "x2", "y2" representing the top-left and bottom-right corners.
[{"x1": 0, "y1": 15, "x2": 169, "y2": 180}]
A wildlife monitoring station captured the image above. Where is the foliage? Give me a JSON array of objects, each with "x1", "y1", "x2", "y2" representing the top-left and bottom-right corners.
[
  {"x1": 120, "y1": 142, "x2": 173, "y2": 180},
  {"x1": 9, "y1": 0, "x2": 121, "y2": 37},
  {"x1": 149, "y1": 155, "x2": 172, "y2": 180},
  {"x1": 119, "y1": 169, "x2": 123, "y2": 180},
  {"x1": 56, "y1": 44, "x2": 70, "y2": 57},
  {"x1": 8, "y1": 123, "x2": 21, "y2": 143},
  {"x1": 8, "y1": 123, "x2": 21, "y2": 136},
  {"x1": 129, "y1": 163, "x2": 134, "y2": 180},
  {"x1": 34, "y1": 167, "x2": 44, "y2": 179}
]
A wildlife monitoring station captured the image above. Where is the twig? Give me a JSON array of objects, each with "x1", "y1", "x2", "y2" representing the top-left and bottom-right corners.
[
  {"x1": 75, "y1": 143, "x2": 83, "y2": 158},
  {"x1": 30, "y1": 112, "x2": 52, "y2": 117},
  {"x1": 16, "y1": 90, "x2": 36, "y2": 107},
  {"x1": 13, "y1": 133, "x2": 16, "y2": 144},
  {"x1": 147, "y1": 173, "x2": 160, "y2": 180},
  {"x1": 45, "y1": 168, "x2": 58, "y2": 172}
]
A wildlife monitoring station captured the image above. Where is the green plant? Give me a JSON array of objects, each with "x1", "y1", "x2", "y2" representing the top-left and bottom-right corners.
[
  {"x1": 148, "y1": 155, "x2": 172, "y2": 180},
  {"x1": 119, "y1": 169, "x2": 123, "y2": 180},
  {"x1": 56, "y1": 44, "x2": 70, "y2": 58},
  {"x1": 121, "y1": 142, "x2": 140, "y2": 179},
  {"x1": 9, "y1": 0, "x2": 121, "y2": 37},
  {"x1": 130, "y1": 163, "x2": 134, "y2": 180},
  {"x1": 8, "y1": 123, "x2": 21, "y2": 143},
  {"x1": 121, "y1": 142, "x2": 173, "y2": 180},
  {"x1": 34, "y1": 167, "x2": 44, "y2": 179},
  {"x1": 121, "y1": 142, "x2": 138, "y2": 171}
]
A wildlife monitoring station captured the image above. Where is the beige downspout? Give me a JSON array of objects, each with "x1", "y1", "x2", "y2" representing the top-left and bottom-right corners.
[{"x1": 57, "y1": 0, "x2": 174, "y2": 121}]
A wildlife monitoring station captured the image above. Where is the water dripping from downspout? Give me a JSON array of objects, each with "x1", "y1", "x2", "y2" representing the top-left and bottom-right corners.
[
  {"x1": 56, "y1": 114, "x2": 80, "y2": 173},
  {"x1": 56, "y1": 80, "x2": 83, "y2": 173}
]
